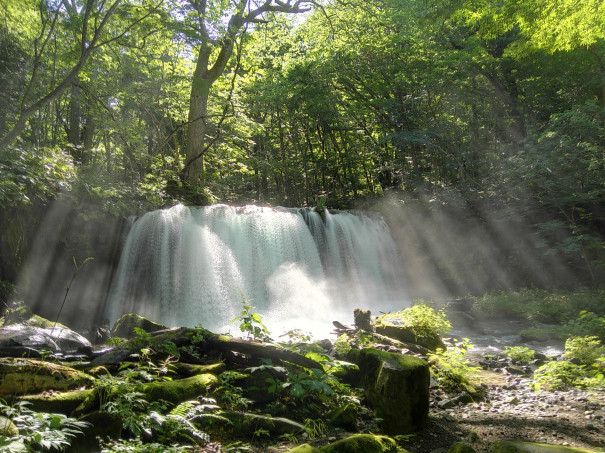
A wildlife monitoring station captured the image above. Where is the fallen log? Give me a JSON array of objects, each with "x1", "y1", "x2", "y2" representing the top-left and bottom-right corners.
[{"x1": 92, "y1": 327, "x2": 323, "y2": 370}]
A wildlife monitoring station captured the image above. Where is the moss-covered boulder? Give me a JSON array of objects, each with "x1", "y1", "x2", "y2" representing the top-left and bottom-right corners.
[
  {"x1": 374, "y1": 313, "x2": 445, "y2": 351},
  {"x1": 110, "y1": 313, "x2": 168, "y2": 339},
  {"x1": 286, "y1": 445, "x2": 322, "y2": 453},
  {"x1": 20, "y1": 389, "x2": 93, "y2": 414},
  {"x1": 173, "y1": 362, "x2": 225, "y2": 378},
  {"x1": 73, "y1": 373, "x2": 218, "y2": 416},
  {"x1": 348, "y1": 348, "x2": 429, "y2": 434},
  {"x1": 321, "y1": 434, "x2": 398, "y2": 453},
  {"x1": 0, "y1": 358, "x2": 93, "y2": 396},
  {"x1": 326, "y1": 403, "x2": 358, "y2": 430},
  {"x1": 449, "y1": 442, "x2": 477, "y2": 453},
  {"x1": 491, "y1": 441, "x2": 599, "y2": 453}
]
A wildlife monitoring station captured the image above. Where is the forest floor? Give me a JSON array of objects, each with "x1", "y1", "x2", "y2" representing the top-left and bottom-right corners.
[{"x1": 240, "y1": 365, "x2": 605, "y2": 453}]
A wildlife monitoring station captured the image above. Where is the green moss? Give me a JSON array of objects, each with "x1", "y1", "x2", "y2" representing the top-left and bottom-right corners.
[
  {"x1": 138, "y1": 373, "x2": 218, "y2": 404},
  {"x1": 449, "y1": 442, "x2": 477, "y2": 453},
  {"x1": 286, "y1": 445, "x2": 322, "y2": 453},
  {"x1": 20, "y1": 389, "x2": 93, "y2": 414},
  {"x1": 0, "y1": 358, "x2": 93, "y2": 396},
  {"x1": 320, "y1": 434, "x2": 398, "y2": 453},
  {"x1": 361, "y1": 347, "x2": 427, "y2": 370}
]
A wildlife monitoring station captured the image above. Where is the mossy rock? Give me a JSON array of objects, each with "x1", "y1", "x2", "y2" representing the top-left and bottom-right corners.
[
  {"x1": 140, "y1": 373, "x2": 218, "y2": 404},
  {"x1": 110, "y1": 313, "x2": 168, "y2": 339},
  {"x1": 173, "y1": 362, "x2": 225, "y2": 378},
  {"x1": 20, "y1": 389, "x2": 93, "y2": 414},
  {"x1": 321, "y1": 434, "x2": 398, "y2": 453},
  {"x1": 0, "y1": 415, "x2": 18, "y2": 436},
  {"x1": 374, "y1": 313, "x2": 445, "y2": 351},
  {"x1": 491, "y1": 441, "x2": 599, "y2": 453},
  {"x1": 72, "y1": 373, "x2": 219, "y2": 416},
  {"x1": 449, "y1": 442, "x2": 477, "y2": 453},
  {"x1": 326, "y1": 403, "x2": 358, "y2": 430},
  {"x1": 348, "y1": 348, "x2": 429, "y2": 434},
  {"x1": 0, "y1": 358, "x2": 93, "y2": 396},
  {"x1": 286, "y1": 445, "x2": 322, "y2": 453}
]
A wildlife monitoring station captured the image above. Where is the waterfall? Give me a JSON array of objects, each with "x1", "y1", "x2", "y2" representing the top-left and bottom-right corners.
[{"x1": 105, "y1": 204, "x2": 406, "y2": 337}]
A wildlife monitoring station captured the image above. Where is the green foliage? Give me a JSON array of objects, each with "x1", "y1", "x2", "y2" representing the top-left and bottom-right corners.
[
  {"x1": 231, "y1": 297, "x2": 271, "y2": 341},
  {"x1": 0, "y1": 399, "x2": 89, "y2": 451},
  {"x1": 216, "y1": 371, "x2": 251, "y2": 411},
  {"x1": 563, "y1": 336, "x2": 605, "y2": 366},
  {"x1": 380, "y1": 303, "x2": 452, "y2": 343},
  {"x1": 503, "y1": 346, "x2": 535, "y2": 365},
  {"x1": 473, "y1": 289, "x2": 605, "y2": 324},
  {"x1": 532, "y1": 336, "x2": 605, "y2": 390},
  {"x1": 564, "y1": 311, "x2": 605, "y2": 341},
  {"x1": 428, "y1": 339, "x2": 481, "y2": 394},
  {"x1": 0, "y1": 147, "x2": 75, "y2": 208}
]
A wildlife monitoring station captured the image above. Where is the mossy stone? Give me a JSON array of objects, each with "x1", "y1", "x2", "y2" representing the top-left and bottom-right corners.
[
  {"x1": 67, "y1": 410, "x2": 123, "y2": 453},
  {"x1": 320, "y1": 434, "x2": 398, "y2": 453},
  {"x1": 173, "y1": 362, "x2": 225, "y2": 377},
  {"x1": 20, "y1": 389, "x2": 93, "y2": 414},
  {"x1": 110, "y1": 313, "x2": 167, "y2": 339},
  {"x1": 449, "y1": 442, "x2": 477, "y2": 453},
  {"x1": 491, "y1": 441, "x2": 599, "y2": 453},
  {"x1": 326, "y1": 403, "x2": 358, "y2": 430},
  {"x1": 0, "y1": 415, "x2": 18, "y2": 436},
  {"x1": 286, "y1": 445, "x2": 322, "y2": 453},
  {"x1": 221, "y1": 411, "x2": 305, "y2": 437},
  {"x1": 348, "y1": 348, "x2": 429, "y2": 434},
  {"x1": 0, "y1": 358, "x2": 93, "y2": 396}
]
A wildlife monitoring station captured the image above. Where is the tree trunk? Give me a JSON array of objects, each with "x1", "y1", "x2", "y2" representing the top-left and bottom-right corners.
[{"x1": 184, "y1": 76, "x2": 211, "y2": 187}]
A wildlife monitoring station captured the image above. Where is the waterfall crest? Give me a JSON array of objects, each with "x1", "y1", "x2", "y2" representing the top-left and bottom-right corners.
[{"x1": 105, "y1": 204, "x2": 405, "y2": 337}]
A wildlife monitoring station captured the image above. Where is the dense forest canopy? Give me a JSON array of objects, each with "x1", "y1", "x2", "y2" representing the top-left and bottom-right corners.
[{"x1": 0, "y1": 0, "x2": 604, "y2": 302}]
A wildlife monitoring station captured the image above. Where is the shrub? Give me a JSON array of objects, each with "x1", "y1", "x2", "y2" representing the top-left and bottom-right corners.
[
  {"x1": 563, "y1": 336, "x2": 605, "y2": 366},
  {"x1": 428, "y1": 339, "x2": 481, "y2": 395},
  {"x1": 504, "y1": 346, "x2": 535, "y2": 365}
]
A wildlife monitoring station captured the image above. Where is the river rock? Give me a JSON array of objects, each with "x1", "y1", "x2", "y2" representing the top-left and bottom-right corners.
[
  {"x1": 0, "y1": 358, "x2": 94, "y2": 396},
  {"x1": 348, "y1": 347, "x2": 429, "y2": 434}
]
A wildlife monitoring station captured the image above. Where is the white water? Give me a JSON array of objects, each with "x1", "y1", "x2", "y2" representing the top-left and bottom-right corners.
[{"x1": 105, "y1": 204, "x2": 407, "y2": 338}]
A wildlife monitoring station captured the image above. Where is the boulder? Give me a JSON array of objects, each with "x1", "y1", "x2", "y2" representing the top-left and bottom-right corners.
[
  {"x1": 490, "y1": 441, "x2": 598, "y2": 453},
  {"x1": 0, "y1": 358, "x2": 93, "y2": 396},
  {"x1": 286, "y1": 445, "x2": 322, "y2": 453},
  {"x1": 321, "y1": 434, "x2": 398, "y2": 453},
  {"x1": 326, "y1": 403, "x2": 358, "y2": 430},
  {"x1": 110, "y1": 313, "x2": 168, "y2": 339},
  {"x1": 349, "y1": 348, "x2": 429, "y2": 434},
  {"x1": 0, "y1": 324, "x2": 92, "y2": 357}
]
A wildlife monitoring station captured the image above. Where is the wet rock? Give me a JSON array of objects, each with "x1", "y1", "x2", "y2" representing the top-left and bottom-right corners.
[{"x1": 0, "y1": 324, "x2": 92, "y2": 356}]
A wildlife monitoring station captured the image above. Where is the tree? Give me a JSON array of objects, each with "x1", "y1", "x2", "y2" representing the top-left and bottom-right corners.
[
  {"x1": 174, "y1": 0, "x2": 314, "y2": 191},
  {"x1": 0, "y1": 0, "x2": 161, "y2": 151}
]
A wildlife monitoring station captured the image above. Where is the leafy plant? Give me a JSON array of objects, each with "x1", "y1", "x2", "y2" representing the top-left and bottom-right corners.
[
  {"x1": 0, "y1": 399, "x2": 89, "y2": 451},
  {"x1": 231, "y1": 297, "x2": 271, "y2": 341},
  {"x1": 428, "y1": 339, "x2": 481, "y2": 394},
  {"x1": 564, "y1": 336, "x2": 605, "y2": 366},
  {"x1": 504, "y1": 346, "x2": 536, "y2": 365}
]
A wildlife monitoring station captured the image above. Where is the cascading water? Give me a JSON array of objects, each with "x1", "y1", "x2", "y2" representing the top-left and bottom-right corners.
[{"x1": 105, "y1": 204, "x2": 406, "y2": 337}]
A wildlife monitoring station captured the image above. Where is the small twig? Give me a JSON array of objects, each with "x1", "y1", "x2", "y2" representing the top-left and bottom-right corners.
[{"x1": 51, "y1": 257, "x2": 94, "y2": 338}]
